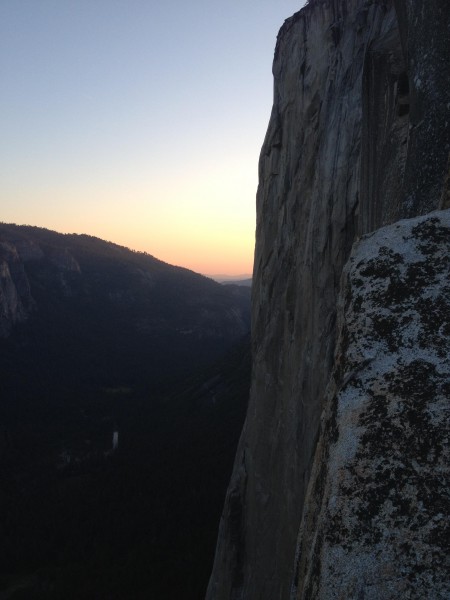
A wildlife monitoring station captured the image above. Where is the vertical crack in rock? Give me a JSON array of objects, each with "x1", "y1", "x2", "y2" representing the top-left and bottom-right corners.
[
  {"x1": 360, "y1": 9, "x2": 409, "y2": 232},
  {"x1": 393, "y1": 0, "x2": 450, "y2": 217}
]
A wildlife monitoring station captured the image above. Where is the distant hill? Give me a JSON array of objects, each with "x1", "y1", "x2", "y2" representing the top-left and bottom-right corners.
[
  {"x1": 0, "y1": 223, "x2": 250, "y2": 391},
  {"x1": 0, "y1": 222, "x2": 251, "y2": 598},
  {"x1": 211, "y1": 273, "x2": 252, "y2": 282},
  {"x1": 210, "y1": 274, "x2": 253, "y2": 287},
  {"x1": 221, "y1": 278, "x2": 252, "y2": 287}
]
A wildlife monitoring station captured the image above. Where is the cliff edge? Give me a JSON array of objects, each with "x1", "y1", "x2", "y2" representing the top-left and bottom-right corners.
[{"x1": 207, "y1": 0, "x2": 449, "y2": 598}]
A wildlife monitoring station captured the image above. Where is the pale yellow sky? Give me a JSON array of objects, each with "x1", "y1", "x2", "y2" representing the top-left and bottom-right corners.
[{"x1": 2, "y1": 148, "x2": 257, "y2": 275}]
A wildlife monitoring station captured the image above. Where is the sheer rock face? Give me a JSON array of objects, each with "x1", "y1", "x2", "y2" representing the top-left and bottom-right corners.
[
  {"x1": 393, "y1": 0, "x2": 450, "y2": 217},
  {"x1": 293, "y1": 210, "x2": 450, "y2": 599},
  {"x1": 0, "y1": 241, "x2": 35, "y2": 336},
  {"x1": 207, "y1": 2, "x2": 402, "y2": 598},
  {"x1": 207, "y1": 0, "x2": 449, "y2": 599},
  {"x1": 0, "y1": 235, "x2": 81, "y2": 337}
]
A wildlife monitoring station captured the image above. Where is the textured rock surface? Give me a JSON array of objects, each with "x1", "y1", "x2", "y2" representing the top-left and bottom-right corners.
[
  {"x1": 393, "y1": 0, "x2": 450, "y2": 216},
  {"x1": 0, "y1": 241, "x2": 35, "y2": 336},
  {"x1": 207, "y1": 2, "x2": 402, "y2": 597},
  {"x1": 207, "y1": 0, "x2": 449, "y2": 598},
  {"x1": 0, "y1": 233, "x2": 83, "y2": 336},
  {"x1": 293, "y1": 210, "x2": 450, "y2": 599}
]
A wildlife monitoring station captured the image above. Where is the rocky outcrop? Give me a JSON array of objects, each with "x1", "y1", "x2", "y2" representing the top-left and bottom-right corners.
[
  {"x1": 45, "y1": 246, "x2": 81, "y2": 273},
  {"x1": 0, "y1": 241, "x2": 35, "y2": 336},
  {"x1": 207, "y1": 0, "x2": 449, "y2": 598},
  {"x1": 293, "y1": 210, "x2": 450, "y2": 599},
  {"x1": 0, "y1": 234, "x2": 83, "y2": 335}
]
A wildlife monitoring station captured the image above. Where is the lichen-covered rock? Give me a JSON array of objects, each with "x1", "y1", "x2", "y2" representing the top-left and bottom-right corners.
[{"x1": 293, "y1": 209, "x2": 450, "y2": 599}]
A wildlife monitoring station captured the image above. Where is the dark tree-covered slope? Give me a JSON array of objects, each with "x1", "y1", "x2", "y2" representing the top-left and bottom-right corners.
[
  {"x1": 0, "y1": 222, "x2": 250, "y2": 389},
  {"x1": 0, "y1": 223, "x2": 251, "y2": 598}
]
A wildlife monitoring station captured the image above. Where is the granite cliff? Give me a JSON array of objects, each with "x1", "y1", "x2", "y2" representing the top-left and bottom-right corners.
[
  {"x1": 293, "y1": 210, "x2": 450, "y2": 599},
  {"x1": 207, "y1": 1, "x2": 449, "y2": 598},
  {"x1": 0, "y1": 239, "x2": 37, "y2": 336}
]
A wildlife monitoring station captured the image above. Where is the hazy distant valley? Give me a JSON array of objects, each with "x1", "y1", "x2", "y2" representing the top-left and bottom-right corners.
[{"x1": 0, "y1": 223, "x2": 251, "y2": 598}]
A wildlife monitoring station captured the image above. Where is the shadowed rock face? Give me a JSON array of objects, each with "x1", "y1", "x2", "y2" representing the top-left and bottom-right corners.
[
  {"x1": 0, "y1": 241, "x2": 36, "y2": 336},
  {"x1": 293, "y1": 210, "x2": 450, "y2": 599},
  {"x1": 393, "y1": 0, "x2": 450, "y2": 216},
  {"x1": 207, "y1": 0, "x2": 449, "y2": 598}
]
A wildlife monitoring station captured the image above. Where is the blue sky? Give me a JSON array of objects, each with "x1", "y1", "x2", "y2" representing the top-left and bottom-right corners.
[{"x1": 1, "y1": 1, "x2": 306, "y2": 274}]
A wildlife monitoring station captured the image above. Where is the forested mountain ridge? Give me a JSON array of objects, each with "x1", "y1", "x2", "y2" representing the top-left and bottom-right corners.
[
  {"x1": 0, "y1": 222, "x2": 250, "y2": 347},
  {"x1": 0, "y1": 223, "x2": 250, "y2": 407},
  {"x1": 0, "y1": 222, "x2": 251, "y2": 598}
]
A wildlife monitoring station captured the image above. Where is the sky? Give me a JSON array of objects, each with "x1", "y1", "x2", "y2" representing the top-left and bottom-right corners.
[{"x1": 1, "y1": 1, "x2": 306, "y2": 275}]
